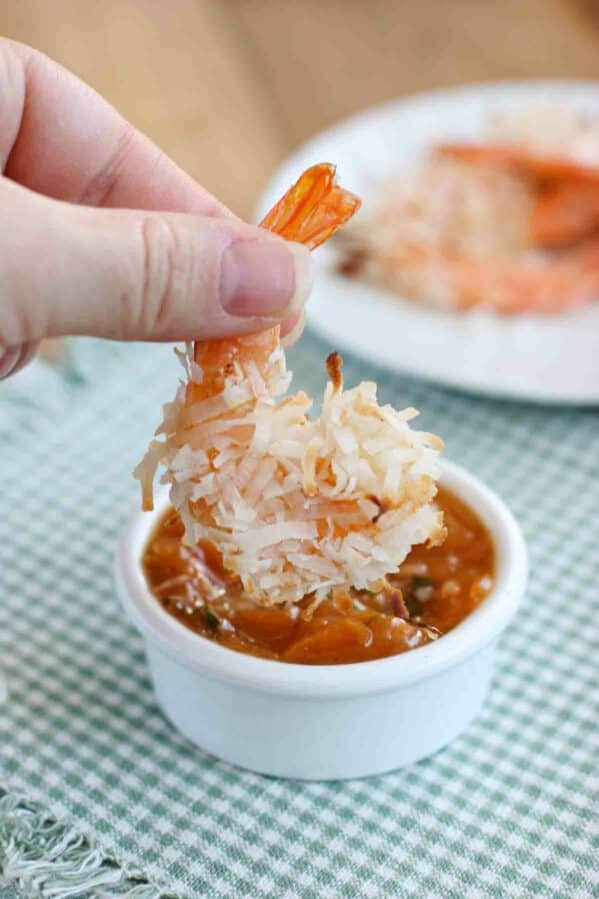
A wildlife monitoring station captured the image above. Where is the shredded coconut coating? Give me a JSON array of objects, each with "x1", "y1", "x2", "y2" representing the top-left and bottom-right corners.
[{"x1": 135, "y1": 340, "x2": 444, "y2": 607}]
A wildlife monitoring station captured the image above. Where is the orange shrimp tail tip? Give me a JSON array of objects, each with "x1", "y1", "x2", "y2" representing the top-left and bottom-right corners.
[{"x1": 260, "y1": 163, "x2": 361, "y2": 249}]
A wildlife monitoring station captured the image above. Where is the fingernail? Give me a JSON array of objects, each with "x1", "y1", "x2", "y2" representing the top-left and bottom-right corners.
[
  {"x1": 219, "y1": 238, "x2": 313, "y2": 318},
  {"x1": 0, "y1": 345, "x2": 21, "y2": 380}
]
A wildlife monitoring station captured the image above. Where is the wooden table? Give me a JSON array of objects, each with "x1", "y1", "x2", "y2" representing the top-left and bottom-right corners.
[{"x1": 2, "y1": 0, "x2": 598, "y2": 217}]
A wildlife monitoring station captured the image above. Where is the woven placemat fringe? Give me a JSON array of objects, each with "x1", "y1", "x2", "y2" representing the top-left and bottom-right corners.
[{"x1": 0, "y1": 789, "x2": 175, "y2": 899}]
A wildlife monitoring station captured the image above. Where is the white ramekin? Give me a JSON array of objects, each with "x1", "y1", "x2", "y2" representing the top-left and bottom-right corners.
[{"x1": 115, "y1": 460, "x2": 527, "y2": 780}]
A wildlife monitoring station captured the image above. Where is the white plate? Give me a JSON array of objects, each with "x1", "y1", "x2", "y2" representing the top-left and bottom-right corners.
[{"x1": 257, "y1": 82, "x2": 599, "y2": 405}]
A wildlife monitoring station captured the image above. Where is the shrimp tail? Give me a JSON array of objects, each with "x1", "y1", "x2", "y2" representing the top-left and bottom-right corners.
[
  {"x1": 259, "y1": 163, "x2": 361, "y2": 247},
  {"x1": 190, "y1": 165, "x2": 360, "y2": 387}
]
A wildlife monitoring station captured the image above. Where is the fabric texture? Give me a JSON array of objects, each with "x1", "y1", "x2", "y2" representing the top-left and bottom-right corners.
[
  {"x1": 1, "y1": 334, "x2": 598, "y2": 899},
  {"x1": 0, "y1": 789, "x2": 169, "y2": 898}
]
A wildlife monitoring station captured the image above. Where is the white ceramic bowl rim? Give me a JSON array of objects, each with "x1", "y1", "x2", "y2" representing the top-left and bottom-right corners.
[{"x1": 116, "y1": 460, "x2": 527, "y2": 700}]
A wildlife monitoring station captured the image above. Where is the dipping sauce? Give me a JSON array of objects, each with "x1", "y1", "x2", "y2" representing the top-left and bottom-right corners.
[{"x1": 142, "y1": 488, "x2": 494, "y2": 665}]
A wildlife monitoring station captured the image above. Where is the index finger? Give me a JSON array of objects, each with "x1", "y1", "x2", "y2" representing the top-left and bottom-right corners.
[{"x1": 0, "y1": 38, "x2": 234, "y2": 217}]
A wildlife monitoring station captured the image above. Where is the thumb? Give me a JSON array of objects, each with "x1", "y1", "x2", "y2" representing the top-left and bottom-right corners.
[{"x1": 0, "y1": 179, "x2": 313, "y2": 351}]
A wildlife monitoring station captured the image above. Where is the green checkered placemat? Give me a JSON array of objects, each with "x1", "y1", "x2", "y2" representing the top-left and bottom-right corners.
[{"x1": 1, "y1": 334, "x2": 598, "y2": 899}]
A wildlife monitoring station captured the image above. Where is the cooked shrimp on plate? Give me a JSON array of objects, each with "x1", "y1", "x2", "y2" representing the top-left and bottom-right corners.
[{"x1": 339, "y1": 106, "x2": 599, "y2": 315}]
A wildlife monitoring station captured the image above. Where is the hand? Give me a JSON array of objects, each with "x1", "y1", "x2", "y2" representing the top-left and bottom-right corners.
[{"x1": 0, "y1": 39, "x2": 312, "y2": 379}]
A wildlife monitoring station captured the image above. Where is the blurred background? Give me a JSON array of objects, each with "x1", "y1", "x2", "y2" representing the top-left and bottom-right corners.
[{"x1": 3, "y1": 0, "x2": 599, "y2": 219}]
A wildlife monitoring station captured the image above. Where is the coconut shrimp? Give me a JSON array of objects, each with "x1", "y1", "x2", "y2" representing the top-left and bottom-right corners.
[
  {"x1": 136, "y1": 164, "x2": 445, "y2": 606},
  {"x1": 340, "y1": 118, "x2": 599, "y2": 314},
  {"x1": 438, "y1": 142, "x2": 599, "y2": 249}
]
